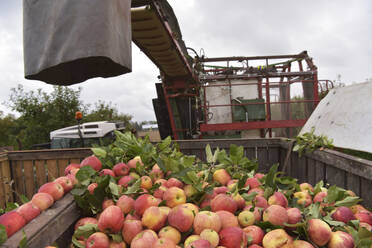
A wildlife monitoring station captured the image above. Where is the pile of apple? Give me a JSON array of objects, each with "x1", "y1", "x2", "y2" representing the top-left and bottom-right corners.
[{"x1": 1, "y1": 150, "x2": 372, "y2": 248}]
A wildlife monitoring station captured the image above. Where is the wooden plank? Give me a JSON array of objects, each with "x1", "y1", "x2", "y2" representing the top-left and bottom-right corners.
[
  {"x1": 257, "y1": 147, "x2": 269, "y2": 173},
  {"x1": 360, "y1": 178, "x2": 372, "y2": 208},
  {"x1": 12, "y1": 161, "x2": 25, "y2": 202},
  {"x1": 3, "y1": 193, "x2": 81, "y2": 248},
  {"x1": 346, "y1": 173, "x2": 361, "y2": 197},
  {"x1": 315, "y1": 161, "x2": 326, "y2": 184},
  {"x1": 0, "y1": 161, "x2": 5, "y2": 208},
  {"x1": 268, "y1": 147, "x2": 279, "y2": 168},
  {"x1": 307, "y1": 158, "x2": 316, "y2": 186},
  {"x1": 1, "y1": 159, "x2": 13, "y2": 203},
  {"x1": 245, "y1": 147, "x2": 256, "y2": 161},
  {"x1": 35, "y1": 160, "x2": 47, "y2": 189},
  {"x1": 58, "y1": 159, "x2": 70, "y2": 177},
  {"x1": 326, "y1": 165, "x2": 345, "y2": 188},
  {"x1": 296, "y1": 155, "x2": 307, "y2": 184},
  {"x1": 7, "y1": 148, "x2": 92, "y2": 161},
  {"x1": 46, "y1": 160, "x2": 59, "y2": 182},
  {"x1": 289, "y1": 152, "x2": 299, "y2": 179},
  {"x1": 177, "y1": 138, "x2": 282, "y2": 150},
  {"x1": 69, "y1": 158, "x2": 82, "y2": 165},
  {"x1": 23, "y1": 160, "x2": 35, "y2": 200}
]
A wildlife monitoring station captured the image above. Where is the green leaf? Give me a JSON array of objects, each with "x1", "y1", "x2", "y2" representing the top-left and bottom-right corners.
[
  {"x1": 91, "y1": 147, "x2": 107, "y2": 158},
  {"x1": 241, "y1": 192, "x2": 258, "y2": 202},
  {"x1": 358, "y1": 225, "x2": 372, "y2": 239},
  {"x1": 72, "y1": 236, "x2": 85, "y2": 248},
  {"x1": 325, "y1": 185, "x2": 345, "y2": 204},
  {"x1": 306, "y1": 203, "x2": 321, "y2": 219},
  {"x1": 265, "y1": 164, "x2": 279, "y2": 189},
  {"x1": 20, "y1": 195, "x2": 30, "y2": 204},
  {"x1": 124, "y1": 179, "x2": 141, "y2": 195},
  {"x1": 110, "y1": 234, "x2": 123, "y2": 243},
  {"x1": 73, "y1": 224, "x2": 98, "y2": 239},
  {"x1": 205, "y1": 144, "x2": 213, "y2": 164},
  {"x1": 359, "y1": 238, "x2": 372, "y2": 248},
  {"x1": 323, "y1": 213, "x2": 345, "y2": 227},
  {"x1": 5, "y1": 202, "x2": 18, "y2": 212},
  {"x1": 71, "y1": 188, "x2": 87, "y2": 196},
  {"x1": 76, "y1": 166, "x2": 97, "y2": 185},
  {"x1": 109, "y1": 181, "x2": 120, "y2": 197},
  {"x1": 335, "y1": 196, "x2": 361, "y2": 207},
  {"x1": 313, "y1": 180, "x2": 324, "y2": 195},
  {"x1": 19, "y1": 230, "x2": 27, "y2": 248},
  {"x1": 0, "y1": 224, "x2": 7, "y2": 245}
]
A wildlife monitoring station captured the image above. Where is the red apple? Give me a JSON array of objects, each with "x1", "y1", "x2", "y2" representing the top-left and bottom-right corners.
[
  {"x1": 193, "y1": 211, "x2": 222, "y2": 234},
  {"x1": 354, "y1": 211, "x2": 372, "y2": 225},
  {"x1": 254, "y1": 173, "x2": 265, "y2": 180},
  {"x1": 328, "y1": 231, "x2": 354, "y2": 248},
  {"x1": 31, "y1": 192, "x2": 54, "y2": 211},
  {"x1": 159, "y1": 226, "x2": 181, "y2": 245},
  {"x1": 131, "y1": 229, "x2": 158, "y2": 248},
  {"x1": 214, "y1": 186, "x2": 229, "y2": 195},
  {"x1": 243, "y1": 225, "x2": 264, "y2": 245},
  {"x1": 16, "y1": 202, "x2": 40, "y2": 223},
  {"x1": 98, "y1": 205, "x2": 124, "y2": 233},
  {"x1": 299, "y1": 183, "x2": 314, "y2": 193},
  {"x1": 116, "y1": 195, "x2": 134, "y2": 214},
  {"x1": 216, "y1": 210, "x2": 239, "y2": 229},
  {"x1": 127, "y1": 156, "x2": 143, "y2": 169},
  {"x1": 149, "y1": 164, "x2": 164, "y2": 182},
  {"x1": 142, "y1": 206, "x2": 167, "y2": 231},
  {"x1": 141, "y1": 176, "x2": 153, "y2": 190},
  {"x1": 38, "y1": 181, "x2": 64, "y2": 201},
  {"x1": 186, "y1": 239, "x2": 212, "y2": 248},
  {"x1": 118, "y1": 175, "x2": 134, "y2": 187},
  {"x1": 153, "y1": 186, "x2": 168, "y2": 199},
  {"x1": 54, "y1": 176, "x2": 73, "y2": 193},
  {"x1": 102, "y1": 198, "x2": 115, "y2": 210},
  {"x1": 313, "y1": 191, "x2": 327, "y2": 203},
  {"x1": 286, "y1": 207, "x2": 302, "y2": 224},
  {"x1": 88, "y1": 183, "x2": 98, "y2": 194},
  {"x1": 292, "y1": 240, "x2": 314, "y2": 248},
  {"x1": 163, "y1": 187, "x2": 186, "y2": 208},
  {"x1": 86, "y1": 232, "x2": 109, "y2": 248},
  {"x1": 249, "y1": 188, "x2": 264, "y2": 197},
  {"x1": 0, "y1": 211, "x2": 26, "y2": 237},
  {"x1": 219, "y1": 227, "x2": 247, "y2": 248},
  {"x1": 213, "y1": 169, "x2": 231, "y2": 185},
  {"x1": 245, "y1": 178, "x2": 261, "y2": 189},
  {"x1": 262, "y1": 205, "x2": 288, "y2": 226},
  {"x1": 211, "y1": 194, "x2": 237, "y2": 214},
  {"x1": 267, "y1": 192, "x2": 288, "y2": 208},
  {"x1": 100, "y1": 169, "x2": 115, "y2": 177},
  {"x1": 75, "y1": 217, "x2": 98, "y2": 230},
  {"x1": 166, "y1": 178, "x2": 184, "y2": 188},
  {"x1": 168, "y1": 205, "x2": 194, "y2": 232},
  {"x1": 109, "y1": 241, "x2": 126, "y2": 248},
  {"x1": 113, "y1": 163, "x2": 130, "y2": 177},
  {"x1": 200, "y1": 229, "x2": 219, "y2": 247},
  {"x1": 134, "y1": 194, "x2": 161, "y2": 217},
  {"x1": 154, "y1": 237, "x2": 176, "y2": 248},
  {"x1": 253, "y1": 196, "x2": 268, "y2": 210},
  {"x1": 122, "y1": 220, "x2": 143, "y2": 244},
  {"x1": 184, "y1": 235, "x2": 201, "y2": 247},
  {"x1": 331, "y1": 206, "x2": 355, "y2": 223},
  {"x1": 262, "y1": 229, "x2": 292, "y2": 248},
  {"x1": 64, "y1": 163, "x2": 80, "y2": 175},
  {"x1": 293, "y1": 191, "x2": 312, "y2": 207},
  {"x1": 81, "y1": 155, "x2": 102, "y2": 171},
  {"x1": 307, "y1": 218, "x2": 332, "y2": 246}
]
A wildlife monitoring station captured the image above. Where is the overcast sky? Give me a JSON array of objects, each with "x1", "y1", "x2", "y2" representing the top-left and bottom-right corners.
[{"x1": 0, "y1": 0, "x2": 371, "y2": 122}]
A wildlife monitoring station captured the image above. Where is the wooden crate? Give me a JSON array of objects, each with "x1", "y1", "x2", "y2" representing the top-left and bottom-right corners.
[{"x1": 1, "y1": 138, "x2": 372, "y2": 247}]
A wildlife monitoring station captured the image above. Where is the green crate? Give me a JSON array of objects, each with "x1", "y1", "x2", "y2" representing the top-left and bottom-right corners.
[{"x1": 232, "y1": 98, "x2": 266, "y2": 121}]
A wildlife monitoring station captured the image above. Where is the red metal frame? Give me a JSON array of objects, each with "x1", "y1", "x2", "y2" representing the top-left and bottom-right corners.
[{"x1": 197, "y1": 51, "x2": 321, "y2": 138}]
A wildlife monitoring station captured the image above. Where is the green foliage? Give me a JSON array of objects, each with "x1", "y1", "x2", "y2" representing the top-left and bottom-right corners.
[
  {"x1": 0, "y1": 224, "x2": 7, "y2": 245},
  {"x1": 293, "y1": 127, "x2": 334, "y2": 156}
]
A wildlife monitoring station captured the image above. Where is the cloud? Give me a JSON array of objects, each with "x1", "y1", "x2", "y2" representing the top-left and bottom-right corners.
[{"x1": 0, "y1": 0, "x2": 372, "y2": 122}]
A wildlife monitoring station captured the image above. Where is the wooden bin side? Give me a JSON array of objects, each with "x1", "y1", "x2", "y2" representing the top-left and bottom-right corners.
[{"x1": 279, "y1": 140, "x2": 372, "y2": 208}]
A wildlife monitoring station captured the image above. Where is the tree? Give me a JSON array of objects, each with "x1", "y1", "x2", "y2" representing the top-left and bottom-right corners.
[
  {"x1": 84, "y1": 100, "x2": 132, "y2": 129},
  {"x1": 0, "y1": 111, "x2": 17, "y2": 149},
  {"x1": 8, "y1": 85, "x2": 84, "y2": 149}
]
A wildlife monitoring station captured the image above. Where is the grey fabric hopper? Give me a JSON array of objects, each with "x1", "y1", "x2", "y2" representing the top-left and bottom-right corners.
[{"x1": 23, "y1": 0, "x2": 132, "y2": 85}]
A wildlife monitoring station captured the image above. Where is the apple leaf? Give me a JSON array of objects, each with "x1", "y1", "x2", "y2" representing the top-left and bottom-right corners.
[
  {"x1": 74, "y1": 224, "x2": 98, "y2": 239},
  {"x1": 124, "y1": 179, "x2": 141, "y2": 195},
  {"x1": 0, "y1": 224, "x2": 7, "y2": 245},
  {"x1": 18, "y1": 230, "x2": 27, "y2": 248},
  {"x1": 20, "y1": 195, "x2": 29, "y2": 204},
  {"x1": 71, "y1": 188, "x2": 86, "y2": 196},
  {"x1": 358, "y1": 226, "x2": 372, "y2": 239},
  {"x1": 5, "y1": 202, "x2": 19, "y2": 212},
  {"x1": 110, "y1": 234, "x2": 123, "y2": 243},
  {"x1": 157, "y1": 136, "x2": 171, "y2": 152},
  {"x1": 92, "y1": 147, "x2": 107, "y2": 159},
  {"x1": 265, "y1": 164, "x2": 279, "y2": 189},
  {"x1": 109, "y1": 181, "x2": 120, "y2": 197},
  {"x1": 205, "y1": 144, "x2": 213, "y2": 164},
  {"x1": 76, "y1": 166, "x2": 97, "y2": 186},
  {"x1": 313, "y1": 180, "x2": 324, "y2": 195},
  {"x1": 359, "y1": 238, "x2": 372, "y2": 248},
  {"x1": 335, "y1": 196, "x2": 361, "y2": 207},
  {"x1": 241, "y1": 192, "x2": 258, "y2": 202},
  {"x1": 323, "y1": 213, "x2": 345, "y2": 227},
  {"x1": 306, "y1": 202, "x2": 321, "y2": 219},
  {"x1": 72, "y1": 236, "x2": 85, "y2": 248},
  {"x1": 325, "y1": 185, "x2": 346, "y2": 204}
]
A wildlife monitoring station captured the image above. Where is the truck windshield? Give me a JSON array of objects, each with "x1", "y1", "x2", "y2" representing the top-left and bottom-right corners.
[{"x1": 51, "y1": 135, "x2": 115, "y2": 149}]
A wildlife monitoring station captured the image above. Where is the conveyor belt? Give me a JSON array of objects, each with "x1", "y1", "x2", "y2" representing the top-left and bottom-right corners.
[{"x1": 131, "y1": 7, "x2": 190, "y2": 77}]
